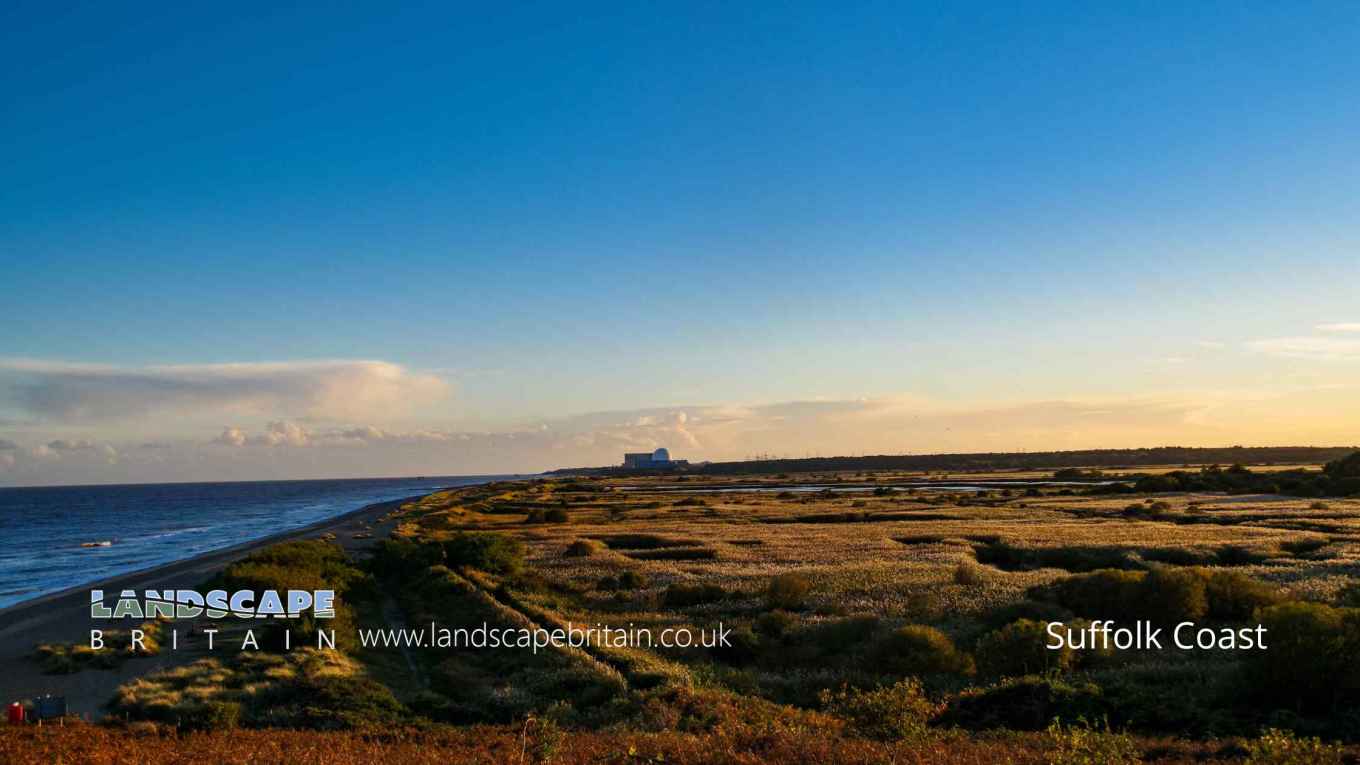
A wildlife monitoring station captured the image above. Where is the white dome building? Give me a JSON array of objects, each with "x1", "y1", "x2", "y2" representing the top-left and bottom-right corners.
[{"x1": 621, "y1": 447, "x2": 687, "y2": 469}]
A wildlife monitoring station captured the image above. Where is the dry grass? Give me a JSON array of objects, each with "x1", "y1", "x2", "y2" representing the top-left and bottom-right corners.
[
  {"x1": 112, "y1": 649, "x2": 340, "y2": 715},
  {"x1": 65, "y1": 471, "x2": 1360, "y2": 754},
  {"x1": 6, "y1": 720, "x2": 1360, "y2": 764},
  {"x1": 34, "y1": 621, "x2": 164, "y2": 674},
  {"x1": 380, "y1": 477, "x2": 1360, "y2": 714}
]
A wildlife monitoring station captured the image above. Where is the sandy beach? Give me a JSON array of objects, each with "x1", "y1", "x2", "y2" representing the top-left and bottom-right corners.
[{"x1": 0, "y1": 493, "x2": 422, "y2": 718}]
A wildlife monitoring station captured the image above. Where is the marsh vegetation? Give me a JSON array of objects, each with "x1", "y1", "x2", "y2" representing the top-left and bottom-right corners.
[{"x1": 17, "y1": 459, "x2": 1360, "y2": 761}]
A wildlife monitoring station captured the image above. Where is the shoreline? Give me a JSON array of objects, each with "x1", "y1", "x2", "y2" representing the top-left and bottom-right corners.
[
  {"x1": 0, "y1": 488, "x2": 451, "y2": 716},
  {"x1": 0, "y1": 493, "x2": 425, "y2": 624}
]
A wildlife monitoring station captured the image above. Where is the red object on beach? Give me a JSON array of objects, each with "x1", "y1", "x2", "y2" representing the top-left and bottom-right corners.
[{"x1": 7, "y1": 702, "x2": 24, "y2": 724}]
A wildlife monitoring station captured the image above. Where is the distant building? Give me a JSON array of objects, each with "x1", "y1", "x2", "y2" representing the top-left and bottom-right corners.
[
  {"x1": 622, "y1": 452, "x2": 652, "y2": 468},
  {"x1": 622, "y1": 447, "x2": 688, "y2": 469}
]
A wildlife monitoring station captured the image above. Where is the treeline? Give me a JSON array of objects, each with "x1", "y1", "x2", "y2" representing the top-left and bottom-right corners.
[
  {"x1": 688, "y1": 446, "x2": 1356, "y2": 476},
  {"x1": 1090, "y1": 451, "x2": 1360, "y2": 498}
]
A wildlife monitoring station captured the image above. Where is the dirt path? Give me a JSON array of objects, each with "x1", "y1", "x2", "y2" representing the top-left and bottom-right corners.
[{"x1": 379, "y1": 594, "x2": 427, "y2": 691}]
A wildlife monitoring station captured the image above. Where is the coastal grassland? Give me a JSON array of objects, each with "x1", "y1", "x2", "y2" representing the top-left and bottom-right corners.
[
  {"x1": 203, "y1": 538, "x2": 376, "y2": 652},
  {"x1": 97, "y1": 539, "x2": 402, "y2": 729},
  {"x1": 376, "y1": 468, "x2": 1360, "y2": 743},
  {"x1": 34, "y1": 620, "x2": 165, "y2": 674},
  {"x1": 72, "y1": 464, "x2": 1360, "y2": 758},
  {"x1": 107, "y1": 648, "x2": 402, "y2": 729}
]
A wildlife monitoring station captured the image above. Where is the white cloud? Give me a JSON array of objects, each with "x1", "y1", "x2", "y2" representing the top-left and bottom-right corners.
[
  {"x1": 340, "y1": 425, "x2": 388, "y2": 441},
  {"x1": 213, "y1": 427, "x2": 249, "y2": 447},
  {"x1": 5, "y1": 386, "x2": 1360, "y2": 486},
  {"x1": 0, "y1": 359, "x2": 450, "y2": 423},
  {"x1": 1247, "y1": 336, "x2": 1360, "y2": 361},
  {"x1": 46, "y1": 439, "x2": 98, "y2": 452},
  {"x1": 26, "y1": 439, "x2": 118, "y2": 464},
  {"x1": 255, "y1": 420, "x2": 312, "y2": 447},
  {"x1": 1246, "y1": 322, "x2": 1360, "y2": 361},
  {"x1": 212, "y1": 421, "x2": 461, "y2": 449}
]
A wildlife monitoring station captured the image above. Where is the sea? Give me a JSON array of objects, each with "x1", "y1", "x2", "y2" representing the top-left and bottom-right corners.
[{"x1": 0, "y1": 475, "x2": 509, "y2": 610}]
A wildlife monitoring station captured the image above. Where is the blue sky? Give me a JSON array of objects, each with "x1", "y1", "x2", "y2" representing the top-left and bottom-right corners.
[{"x1": 2, "y1": 2, "x2": 1359, "y2": 483}]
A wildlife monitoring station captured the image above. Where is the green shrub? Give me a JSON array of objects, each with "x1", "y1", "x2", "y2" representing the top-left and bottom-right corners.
[
  {"x1": 35, "y1": 621, "x2": 164, "y2": 674},
  {"x1": 794, "y1": 614, "x2": 881, "y2": 658},
  {"x1": 545, "y1": 508, "x2": 570, "y2": 523},
  {"x1": 976, "y1": 542, "x2": 1144, "y2": 573},
  {"x1": 596, "y1": 571, "x2": 647, "y2": 593},
  {"x1": 216, "y1": 539, "x2": 364, "y2": 595},
  {"x1": 663, "y1": 582, "x2": 727, "y2": 608},
  {"x1": 563, "y1": 539, "x2": 602, "y2": 557},
  {"x1": 1244, "y1": 728, "x2": 1344, "y2": 765},
  {"x1": 1051, "y1": 567, "x2": 1274, "y2": 624},
  {"x1": 293, "y1": 674, "x2": 407, "y2": 729},
  {"x1": 1242, "y1": 602, "x2": 1360, "y2": 713},
  {"x1": 755, "y1": 610, "x2": 798, "y2": 638},
  {"x1": 1136, "y1": 567, "x2": 1207, "y2": 624},
  {"x1": 111, "y1": 650, "x2": 401, "y2": 731},
  {"x1": 181, "y1": 701, "x2": 241, "y2": 731},
  {"x1": 211, "y1": 539, "x2": 368, "y2": 653},
  {"x1": 1203, "y1": 570, "x2": 1283, "y2": 620},
  {"x1": 1045, "y1": 718, "x2": 1141, "y2": 765},
  {"x1": 238, "y1": 539, "x2": 350, "y2": 571},
  {"x1": 766, "y1": 572, "x2": 813, "y2": 610},
  {"x1": 1324, "y1": 451, "x2": 1360, "y2": 479},
  {"x1": 1134, "y1": 475, "x2": 1182, "y2": 492},
  {"x1": 1096, "y1": 661, "x2": 1235, "y2": 736},
  {"x1": 976, "y1": 619, "x2": 1074, "y2": 678},
  {"x1": 819, "y1": 679, "x2": 938, "y2": 741},
  {"x1": 219, "y1": 562, "x2": 329, "y2": 597},
  {"x1": 877, "y1": 625, "x2": 974, "y2": 677},
  {"x1": 1216, "y1": 545, "x2": 1272, "y2": 565},
  {"x1": 943, "y1": 675, "x2": 1106, "y2": 731},
  {"x1": 711, "y1": 626, "x2": 761, "y2": 665},
  {"x1": 441, "y1": 532, "x2": 525, "y2": 575},
  {"x1": 369, "y1": 539, "x2": 443, "y2": 582},
  {"x1": 953, "y1": 560, "x2": 987, "y2": 586},
  {"x1": 1053, "y1": 569, "x2": 1145, "y2": 619}
]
